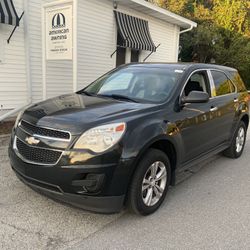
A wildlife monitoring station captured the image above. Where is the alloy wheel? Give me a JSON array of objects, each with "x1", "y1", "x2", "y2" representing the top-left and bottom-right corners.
[
  {"x1": 236, "y1": 127, "x2": 245, "y2": 153},
  {"x1": 141, "y1": 161, "x2": 167, "y2": 207}
]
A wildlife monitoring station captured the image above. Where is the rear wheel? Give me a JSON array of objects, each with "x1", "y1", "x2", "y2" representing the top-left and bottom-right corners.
[
  {"x1": 128, "y1": 149, "x2": 171, "y2": 215},
  {"x1": 223, "y1": 121, "x2": 247, "y2": 158}
]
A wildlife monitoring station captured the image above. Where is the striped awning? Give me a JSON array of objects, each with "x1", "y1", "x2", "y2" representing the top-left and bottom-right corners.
[
  {"x1": 0, "y1": 0, "x2": 19, "y2": 26},
  {"x1": 114, "y1": 11, "x2": 156, "y2": 52}
]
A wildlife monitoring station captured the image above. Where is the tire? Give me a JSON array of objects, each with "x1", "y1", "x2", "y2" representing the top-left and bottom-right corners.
[
  {"x1": 223, "y1": 121, "x2": 247, "y2": 159},
  {"x1": 128, "y1": 149, "x2": 171, "y2": 215}
]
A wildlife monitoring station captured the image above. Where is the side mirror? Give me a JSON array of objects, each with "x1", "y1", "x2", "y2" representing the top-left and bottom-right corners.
[{"x1": 182, "y1": 91, "x2": 209, "y2": 104}]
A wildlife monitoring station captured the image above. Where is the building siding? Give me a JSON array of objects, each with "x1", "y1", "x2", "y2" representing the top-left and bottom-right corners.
[
  {"x1": 77, "y1": 0, "x2": 117, "y2": 91},
  {"x1": 28, "y1": 0, "x2": 43, "y2": 103},
  {"x1": 28, "y1": 0, "x2": 74, "y2": 102},
  {"x1": 0, "y1": 0, "x2": 27, "y2": 109},
  {"x1": 76, "y1": 0, "x2": 180, "y2": 90},
  {"x1": 0, "y1": 0, "x2": 182, "y2": 112}
]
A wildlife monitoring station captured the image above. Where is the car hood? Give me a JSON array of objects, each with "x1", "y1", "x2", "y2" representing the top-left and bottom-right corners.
[{"x1": 22, "y1": 93, "x2": 155, "y2": 135}]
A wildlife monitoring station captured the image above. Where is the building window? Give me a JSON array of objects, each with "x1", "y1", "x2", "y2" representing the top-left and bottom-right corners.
[
  {"x1": 131, "y1": 49, "x2": 140, "y2": 63},
  {"x1": 116, "y1": 32, "x2": 126, "y2": 67}
]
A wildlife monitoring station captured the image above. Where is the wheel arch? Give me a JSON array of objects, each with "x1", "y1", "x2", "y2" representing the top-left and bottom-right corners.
[
  {"x1": 128, "y1": 136, "x2": 179, "y2": 188},
  {"x1": 148, "y1": 140, "x2": 177, "y2": 186},
  {"x1": 241, "y1": 114, "x2": 249, "y2": 129}
]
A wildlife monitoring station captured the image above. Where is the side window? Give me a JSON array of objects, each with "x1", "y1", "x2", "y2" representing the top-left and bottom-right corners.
[
  {"x1": 229, "y1": 71, "x2": 246, "y2": 92},
  {"x1": 184, "y1": 71, "x2": 211, "y2": 97},
  {"x1": 211, "y1": 71, "x2": 235, "y2": 96}
]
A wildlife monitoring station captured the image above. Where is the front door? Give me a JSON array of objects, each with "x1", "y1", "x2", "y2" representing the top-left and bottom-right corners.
[{"x1": 176, "y1": 70, "x2": 218, "y2": 163}]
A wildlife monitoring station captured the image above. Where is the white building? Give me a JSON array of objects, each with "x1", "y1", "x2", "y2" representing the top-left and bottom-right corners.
[{"x1": 0, "y1": 0, "x2": 197, "y2": 120}]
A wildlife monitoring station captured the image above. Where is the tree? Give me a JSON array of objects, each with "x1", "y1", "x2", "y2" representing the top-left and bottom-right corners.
[
  {"x1": 213, "y1": 0, "x2": 249, "y2": 34},
  {"x1": 180, "y1": 23, "x2": 222, "y2": 63},
  {"x1": 148, "y1": 0, "x2": 194, "y2": 16},
  {"x1": 148, "y1": 0, "x2": 250, "y2": 88}
]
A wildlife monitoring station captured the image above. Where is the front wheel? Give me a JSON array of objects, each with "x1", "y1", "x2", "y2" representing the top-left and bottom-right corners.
[
  {"x1": 223, "y1": 121, "x2": 247, "y2": 159},
  {"x1": 128, "y1": 149, "x2": 171, "y2": 215}
]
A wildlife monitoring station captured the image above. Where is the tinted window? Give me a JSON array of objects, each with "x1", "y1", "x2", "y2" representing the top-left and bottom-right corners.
[
  {"x1": 84, "y1": 66, "x2": 184, "y2": 103},
  {"x1": 211, "y1": 71, "x2": 235, "y2": 96},
  {"x1": 229, "y1": 71, "x2": 246, "y2": 92}
]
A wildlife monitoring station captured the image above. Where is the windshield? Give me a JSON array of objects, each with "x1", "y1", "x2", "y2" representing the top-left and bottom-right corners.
[{"x1": 82, "y1": 66, "x2": 184, "y2": 103}]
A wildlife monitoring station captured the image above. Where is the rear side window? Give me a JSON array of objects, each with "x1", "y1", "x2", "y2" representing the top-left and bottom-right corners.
[
  {"x1": 229, "y1": 71, "x2": 246, "y2": 92},
  {"x1": 211, "y1": 71, "x2": 235, "y2": 96}
]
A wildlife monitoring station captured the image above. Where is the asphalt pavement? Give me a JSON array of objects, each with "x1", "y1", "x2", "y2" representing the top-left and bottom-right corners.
[{"x1": 0, "y1": 132, "x2": 249, "y2": 250}]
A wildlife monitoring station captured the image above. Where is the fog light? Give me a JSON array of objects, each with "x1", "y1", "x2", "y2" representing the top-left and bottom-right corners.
[{"x1": 72, "y1": 174, "x2": 105, "y2": 193}]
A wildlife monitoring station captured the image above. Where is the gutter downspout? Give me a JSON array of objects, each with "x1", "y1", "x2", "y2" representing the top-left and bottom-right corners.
[
  {"x1": 0, "y1": 0, "x2": 31, "y2": 122},
  {"x1": 179, "y1": 25, "x2": 195, "y2": 34},
  {"x1": 175, "y1": 24, "x2": 196, "y2": 61}
]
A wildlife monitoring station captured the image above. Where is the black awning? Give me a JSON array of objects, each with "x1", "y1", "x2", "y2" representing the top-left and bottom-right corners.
[
  {"x1": 114, "y1": 11, "x2": 156, "y2": 52},
  {"x1": 0, "y1": 0, "x2": 20, "y2": 26}
]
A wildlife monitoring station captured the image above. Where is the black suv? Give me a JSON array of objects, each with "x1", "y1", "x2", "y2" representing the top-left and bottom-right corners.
[{"x1": 9, "y1": 63, "x2": 249, "y2": 215}]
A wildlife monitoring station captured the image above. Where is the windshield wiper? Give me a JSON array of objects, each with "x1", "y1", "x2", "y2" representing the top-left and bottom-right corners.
[
  {"x1": 99, "y1": 94, "x2": 138, "y2": 103},
  {"x1": 79, "y1": 91, "x2": 138, "y2": 103},
  {"x1": 79, "y1": 90, "x2": 96, "y2": 97}
]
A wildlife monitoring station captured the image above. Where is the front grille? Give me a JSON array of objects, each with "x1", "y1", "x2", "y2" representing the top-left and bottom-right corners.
[
  {"x1": 20, "y1": 120, "x2": 70, "y2": 140},
  {"x1": 16, "y1": 138, "x2": 62, "y2": 165}
]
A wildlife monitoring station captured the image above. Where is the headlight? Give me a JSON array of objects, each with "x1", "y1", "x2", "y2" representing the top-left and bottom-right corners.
[
  {"x1": 14, "y1": 104, "x2": 33, "y2": 128},
  {"x1": 74, "y1": 123, "x2": 126, "y2": 153},
  {"x1": 14, "y1": 110, "x2": 25, "y2": 128}
]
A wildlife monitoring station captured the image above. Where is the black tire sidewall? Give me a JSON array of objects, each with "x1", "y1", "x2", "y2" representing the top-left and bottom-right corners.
[{"x1": 129, "y1": 149, "x2": 171, "y2": 215}]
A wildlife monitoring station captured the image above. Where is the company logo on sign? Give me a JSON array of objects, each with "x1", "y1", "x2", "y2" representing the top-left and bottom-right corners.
[{"x1": 52, "y1": 13, "x2": 66, "y2": 29}]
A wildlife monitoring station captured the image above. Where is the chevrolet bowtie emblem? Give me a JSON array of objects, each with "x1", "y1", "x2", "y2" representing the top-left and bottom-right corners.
[{"x1": 25, "y1": 136, "x2": 40, "y2": 145}]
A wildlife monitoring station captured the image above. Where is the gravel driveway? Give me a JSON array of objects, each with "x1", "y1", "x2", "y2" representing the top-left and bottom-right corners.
[{"x1": 0, "y1": 132, "x2": 249, "y2": 250}]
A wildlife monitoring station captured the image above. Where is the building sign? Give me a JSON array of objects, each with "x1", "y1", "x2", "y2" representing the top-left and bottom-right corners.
[{"x1": 45, "y1": 4, "x2": 73, "y2": 60}]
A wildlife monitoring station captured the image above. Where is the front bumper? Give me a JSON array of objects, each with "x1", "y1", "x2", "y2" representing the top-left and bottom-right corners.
[
  {"x1": 9, "y1": 144, "x2": 135, "y2": 213},
  {"x1": 13, "y1": 166, "x2": 124, "y2": 213}
]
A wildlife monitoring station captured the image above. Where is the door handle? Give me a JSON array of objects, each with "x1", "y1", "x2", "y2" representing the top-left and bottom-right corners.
[{"x1": 210, "y1": 107, "x2": 218, "y2": 112}]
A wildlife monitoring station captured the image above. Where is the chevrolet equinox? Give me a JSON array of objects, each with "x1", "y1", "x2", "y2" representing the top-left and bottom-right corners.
[{"x1": 9, "y1": 63, "x2": 249, "y2": 215}]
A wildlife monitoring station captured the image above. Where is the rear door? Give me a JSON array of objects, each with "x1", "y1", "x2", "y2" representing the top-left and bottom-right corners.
[{"x1": 208, "y1": 70, "x2": 238, "y2": 144}]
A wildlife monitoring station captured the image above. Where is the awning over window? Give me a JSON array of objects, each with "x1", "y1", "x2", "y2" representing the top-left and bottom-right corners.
[
  {"x1": 0, "y1": 0, "x2": 19, "y2": 26},
  {"x1": 114, "y1": 11, "x2": 156, "y2": 52}
]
